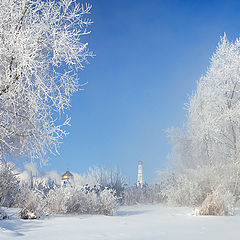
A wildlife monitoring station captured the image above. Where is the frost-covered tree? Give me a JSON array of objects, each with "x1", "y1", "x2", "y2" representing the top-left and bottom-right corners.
[
  {"x1": 170, "y1": 34, "x2": 240, "y2": 169},
  {"x1": 188, "y1": 34, "x2": 240, "y2": 167},
  {"x1": 164, "y1": 34, "x2": 240, "y2": 212},
  {"x1": 0, "y1": 0, "x2": 93, "y2": 163}
]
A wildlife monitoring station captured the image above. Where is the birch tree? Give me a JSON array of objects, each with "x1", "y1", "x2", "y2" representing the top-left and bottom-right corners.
[{"x1": 0, "y1": 0, "x2": 93, "y2": 163}]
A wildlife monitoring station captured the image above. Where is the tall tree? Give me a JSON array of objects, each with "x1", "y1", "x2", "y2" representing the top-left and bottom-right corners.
[
  {"x1": 0, "y1": 0, "x2": 93, "y2": 163},
  {"x1": 188, "y1": 34, "x2": 240, "y2": 167},
  {"x1": 169, "y1": 34, "x2": 240, "y2": 170}
]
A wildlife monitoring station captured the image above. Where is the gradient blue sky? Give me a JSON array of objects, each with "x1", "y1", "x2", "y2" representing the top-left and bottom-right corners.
[{"x1": 39, "y1": 0, "x2": 240, "y2": 183}]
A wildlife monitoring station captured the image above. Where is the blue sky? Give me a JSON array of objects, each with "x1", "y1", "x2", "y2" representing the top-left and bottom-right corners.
[{"x1": 40, "y1": 0, "x2": 240, "y2": 183}]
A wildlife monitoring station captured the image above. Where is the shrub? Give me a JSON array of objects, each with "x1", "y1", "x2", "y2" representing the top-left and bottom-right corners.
[
  {"x1": 20, "y1": 207, "x2": 40, "y2": 220},
  {"x1": 13, "y1": 187, "x2": 45, "y2": 215},
  {"x1": 99, "y1": 188, "x2": 117, "y2": 215},
  {"x1": 159, "y1": 167, "x2": 219, "y2": 207},
  {"x1": 43, "y1": 185, "x2": 117, "y2": 216},
  {"x1": 198, "y1": 190, "x2": 235, "y2": 216},
  {"x1": 13, "y1": 168, "x2": 119, "y2": 217}
]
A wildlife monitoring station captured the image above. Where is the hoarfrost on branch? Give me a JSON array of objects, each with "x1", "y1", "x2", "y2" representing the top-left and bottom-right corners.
[{"x1": 0, "y1": 0, "x2": 93, "y2": 163}]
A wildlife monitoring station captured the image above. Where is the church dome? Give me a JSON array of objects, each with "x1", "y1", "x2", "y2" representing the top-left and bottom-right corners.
[{"x1": 61, "y1": 168, "x2": 73, "y2": 181}]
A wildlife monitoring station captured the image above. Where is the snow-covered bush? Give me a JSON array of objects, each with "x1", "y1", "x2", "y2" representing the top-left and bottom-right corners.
[
  {"x1": 14, "y1": 171, "x2": 57, "y2": 213},
  {"x1": 15, "y1": 184, "x2": 118, "y2": 217},
  {"x1": 43, "y1": 185, "x2": 117, "y2": 216},
  {"x1": 20, "y1": 207, "x2": 40, "y2": 220},
  {"x1": 43, "y1": 187, "x2": 69, "y2": 215},
  {"x1": 12, "y1": 165, "x2": 120, "y2": 217},
  {"x1": 158, "y1": 164, "x2": 240, "y2": 212},
  {"x1": 99, "y1": 188, "x2": 117, "y2": 215},
  {"x1": 198, "y1": 190, "x2": 235, "y2": 216},
  {"x1": 13, "y1": 163, "x2": 61, "y2": 215},
  {"x1": 160, "y1": 167, "x2": 216, "y2": 207},
  {"x1": 14, "y1": 186, "x2": 46, "y2": 217}
]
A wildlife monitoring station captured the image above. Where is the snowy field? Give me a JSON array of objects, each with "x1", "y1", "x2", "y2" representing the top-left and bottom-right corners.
[{"x1": 1, "y1": 204, "x2": 240, "y2": 240}]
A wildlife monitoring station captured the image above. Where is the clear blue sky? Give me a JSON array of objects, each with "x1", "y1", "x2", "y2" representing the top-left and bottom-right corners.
[{"x1": 41, "y1": 0, "x2": 240, "y2": 183}]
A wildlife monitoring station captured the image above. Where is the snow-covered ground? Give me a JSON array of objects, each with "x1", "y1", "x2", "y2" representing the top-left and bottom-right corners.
[{"x1": 1, "y1": 204, "x2": 240, "y2": 240}]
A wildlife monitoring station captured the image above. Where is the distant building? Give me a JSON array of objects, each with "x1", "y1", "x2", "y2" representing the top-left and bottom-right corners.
[
  {"x1": 61, "y1": 168, "x2": 74, "y2": 186},
  {"x1": 137, "y1": 161, "x2": 143, "y2": 188}
]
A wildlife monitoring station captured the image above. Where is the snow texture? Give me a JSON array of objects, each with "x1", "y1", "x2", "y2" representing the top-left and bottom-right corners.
[{"x1": 1, "y1": 204, "x2": 240, "y2": 240}]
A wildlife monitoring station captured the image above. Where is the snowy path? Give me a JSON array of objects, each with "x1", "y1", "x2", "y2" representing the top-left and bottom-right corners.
[{"x1": 0, "y1": 204, "x2": 240, "y2": 240}]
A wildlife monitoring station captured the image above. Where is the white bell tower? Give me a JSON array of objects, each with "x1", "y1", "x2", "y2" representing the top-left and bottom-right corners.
[{"x1": 137, "y1": 161, "x2": 143, "y2": 188}]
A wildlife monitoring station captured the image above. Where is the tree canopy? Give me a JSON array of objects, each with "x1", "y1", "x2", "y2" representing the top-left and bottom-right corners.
[{"x1": 0, "y1": 0, "x2": 93, "y2": 163}]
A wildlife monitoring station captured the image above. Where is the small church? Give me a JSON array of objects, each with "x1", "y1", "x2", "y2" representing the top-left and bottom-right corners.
[{"x1": 61, "y1": 168, "x2": 74, "y2": 186}]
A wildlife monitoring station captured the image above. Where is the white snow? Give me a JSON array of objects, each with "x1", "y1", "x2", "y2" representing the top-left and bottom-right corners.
[{"x1": 1, "y1": 204, "x2": 240, "y2": 240}]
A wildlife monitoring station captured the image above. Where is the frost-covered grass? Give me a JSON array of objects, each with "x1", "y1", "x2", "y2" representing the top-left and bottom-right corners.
[{"x1": 1, "y1": 204, "x2": 240, "y2": 240}]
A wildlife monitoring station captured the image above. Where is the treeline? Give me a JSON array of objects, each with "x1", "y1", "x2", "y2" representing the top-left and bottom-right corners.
[{"x1": 0, "y1": 163, "x2": 164, "y2": 219}]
